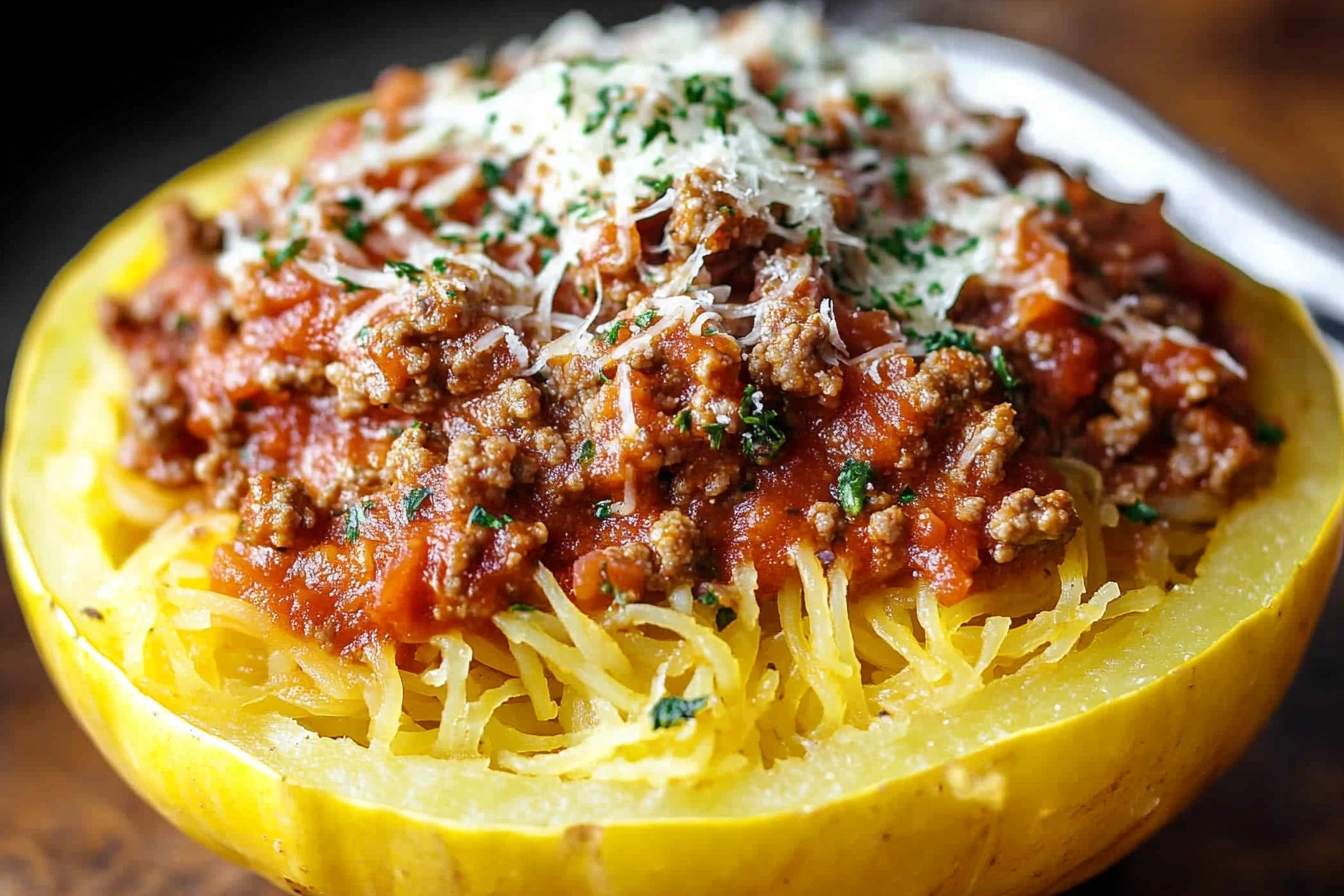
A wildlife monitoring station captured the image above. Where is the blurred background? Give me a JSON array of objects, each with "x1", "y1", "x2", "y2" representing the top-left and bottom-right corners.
[{"x1": 2, "y1": 0, "x2": 1341, "y2": 893}]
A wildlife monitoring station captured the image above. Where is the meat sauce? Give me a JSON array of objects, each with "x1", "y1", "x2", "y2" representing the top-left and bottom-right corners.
[{"x1": 102, "y1": 19, "x2": 1276, "y2": 657}]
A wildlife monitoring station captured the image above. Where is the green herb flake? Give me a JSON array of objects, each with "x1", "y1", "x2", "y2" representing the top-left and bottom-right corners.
[
  {"x1": 604, "y1": 320, "x2": 627, "y2": 346},
  {"x1": 385, "y1": 260, "x2": 424, "y2": 283},
  {"x1": 891, "y1": 155, "x2": 911, "y2": 201},
  {"x1": 898, "y1": 486, "x2": 917, "y2": 506},
  {"x1": 989, "y1": 345, "x2": 1020, "y2": 392},
  {"x1": 704, "y1": 422, "x2": 728, "y2": 450},
  {"x1": 342, "y1": 218, "x2": 368, "y2": 245},
  {"x1": 403, "y1": 487, "x2": 432, "y2": 521},
  {"x1": 854, "y1": 92, "x2": 892, "y2": 128},
  {"x1": 739, "y1": 385, "x2": 786, "y2": 464},
  {"x1": 479, "y1": 159, "x2": 507, "y2": 189},
  {"x1": 577, "y1": 438, "x2": 596, "y2": 464},
  {"x1": 674, "y1": 409, "x2": 692, "y2": 432},
  {"x1": 1254, "y1": 421, "x2": 1285, "y2": 444},
  {"x1": 634, "y1": 309, "x2": 657, "y2": 328},
  {"x1": 264, "y1": 237, "x2": 308, "y2": 271},
  {"x1": 594, "y1": 499, "x2": 614, "y2": 520},
  {"x1": 295, "y1": 180, "x2": 315, "y2": 204},
  {"x1": 696, "y1": 588, "x2": 719, "y2": 606},
  {"x1": 715, "y1": 606, "x2": 737, "y2": 631},
  {"x1": 650, "y1": 695, "x2": 708, "y2": 730},
  {"x1": 468, "y1": 505, "x2": 513, "y2": 530},
  {"x1": 431, "y1": 257, "x2": 450, "y2": 275},
  {"x1": 805, "y1": 227, "x2": 825, "y2": 257},
  {"x1": 914, "y1": 328, "x2": 980, "y2": 354},
  {"x1": 641, "y1": 174, "x2": 674, "y2": 196},
  {"x1": 335, "y1": 276, "x2": 365, "y2": 293},
  {"x1": 508, "y1": 603, "x2": 537, "y2": 612},
  {"x1": 339, "y1": 196, "x2": 364, "y2": 213},
  {"x1": 356, "y1": 326, "x2": 372, "y2": 346},
  {"x1": 836, "y1": 458, "x2": 873, "y2": 517},
  {"x1": 955, "y1": 236, "x2": 981, "y2": 256},
  {"x1": 641, "y1": 117, "x2": 675, "y2": 149},
  {"x1": 1121, "y1": 501, "x2": 1160, "y2": 524},
  {"x1": 558, "y1": 70, "x2": 573, "y2": 114},
  {"x1": 343, "y1": 500, "x2": 374, "y2": 543}
]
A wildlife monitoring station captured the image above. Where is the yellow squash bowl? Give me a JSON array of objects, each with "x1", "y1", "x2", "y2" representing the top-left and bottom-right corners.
[{"x1": 5, "y1": 100, "x2": 1343, "y2": 896}]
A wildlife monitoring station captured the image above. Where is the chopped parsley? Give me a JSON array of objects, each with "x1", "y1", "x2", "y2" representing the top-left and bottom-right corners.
[
  {"x1": 604, "y1": 320, "x2": 627, "y2": 345},
  {"x1": 989, "y1": 345, "x2": 1020, "y2": 392},
  {"x1": 695, "y1": 588, "x2": 719, "y2": 606},
  {"x1": 704, "y1": 422, "x2": 728, "y2": 450},
  {"x1": 264, "y1": 237, "x2": 308, "y2": 270},
  {"x1": 1121, "y1": 501, "x2": 1160, "y2": 524},
  {"x1": 715, "y1": 606, "x2": 737, "y2": 631},
  {"x1": 343, "y1": 501, "x2": 374, "y2": 543},
  {"x1": 479, "y1": 159, "x2": 507, "y2": 188},
  {"x1": 805, "y1": 227, "x2": 825, "y2": 257},
  {"x1": 1083, "y1": 314, "x2": 1105, "y2": 328},
  {"x1": 584, "y1": 84, "x2": 623, "y2": 134},
  {"x1": 914, "y1": 328, "x2": 979, "y2": 354},
  {"x1": 385, "y1": 260, "x2": 424, "y2": 283},
  {"x1": 868, "y1": 285, "x2": 922, "y2": 314},
  {"x1": 673, "y1": 409, "x2": 692, "y2": 432},
  {"x1": 421, "y1": 205, "x2": 440, "y2": 226},
  {"x1": 557, "y1": 70, "x2": 573, "y2": 114},
  {"x1": 431, "y1": 257, "x2": 450, "y2": 275},
  {"x1": 836, "y1": 458, "x2": 873, "y2": 517},
  {"x1": 336, "y1": 276, "x2": 365, "y2": 293},
  {"x1": 356, "y1": 326, "x2": 372, "y2": 346},
  {"x1": 739, "y1": 385, "x2": 786, "y2": 464},
  {"x1": 803, "y1": 107, "x2": 823, "y2": 127},
  {"x1": 1254, "y1": 421, "x2": 1285, "y2": 445},
  {"x1": 339, "y1": 196, "x2": 364, "y2": 213},
  {"x1": 853, "y1": 91, "x2": 892, "y2": 128},
  {"x1": 468, "y1": 505, "x2": 512, "y2": 530},
  {"x1": 295, "y1": 180, "x2": 315, "y2": 204},
  {"x1": 576, "y1": 438, "x2": 596, "y2": 464},
  {"x1": 898, "y1": 486, "x2": 918, "y2": 505},
  {"x1": 650, "y1": 695, "x2": 708, "y2": 730},
  {"x1": 891, "y1": 155, "x2": 911, "y2": 201},
  {"x1": 641, "y1": 117, "x2": 675, "y2": 149},
  {"x1": 403, "y1": 487, "x2": 431, "y2": 521},
  {"x1": 594, "y1": 499, "x2": 614, "y2": 520},
  {"x1": 955, "y1": 236, "x2": 981, "y2": 256},
  {"x1": 508, "y1": 603, "x2": 537, "y2": 612},
  {"x1": 342, "y1": 218, "x2": 368, "y2": 245},
  {"x1": 634, "y1": 309, "x2": 658, "y2": 328},
  {"x1": 641, "y1": 174, "x2": 674, "y2": 196}
]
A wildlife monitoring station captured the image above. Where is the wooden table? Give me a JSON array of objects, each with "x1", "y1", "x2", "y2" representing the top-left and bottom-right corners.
[{"x1": 2, "y1": 0, "x2": 1341, "y2": 892}]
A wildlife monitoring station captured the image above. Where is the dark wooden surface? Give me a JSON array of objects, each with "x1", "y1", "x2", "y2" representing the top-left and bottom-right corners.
[{"x1": 2, "y1": 1, "x2": 1341, "y2": 893}]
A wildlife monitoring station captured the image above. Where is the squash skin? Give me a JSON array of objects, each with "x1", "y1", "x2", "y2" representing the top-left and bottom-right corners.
[{"x1": 4, "y1": 100, "x2": 1342, "y2": 896}]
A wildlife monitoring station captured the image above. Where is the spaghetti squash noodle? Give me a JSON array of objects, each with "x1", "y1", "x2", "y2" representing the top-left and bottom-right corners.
[{"x1": 90, "y1": 4, "x2": 1277, "y2": 782}]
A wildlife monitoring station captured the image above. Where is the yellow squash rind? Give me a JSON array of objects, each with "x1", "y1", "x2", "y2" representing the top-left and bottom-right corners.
[{"x1": 5, "y1": 100, "x2": 1343, "y2": 896}]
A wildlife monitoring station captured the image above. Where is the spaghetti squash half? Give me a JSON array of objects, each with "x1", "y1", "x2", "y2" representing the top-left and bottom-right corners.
[{"x1": 5, "y1": 6, "x2": 1343, "y2": 895}]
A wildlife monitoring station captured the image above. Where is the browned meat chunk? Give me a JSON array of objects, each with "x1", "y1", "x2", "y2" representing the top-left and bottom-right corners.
[
  {"x1": 986, "y1": 488, "x2": 1079, "y2": 563},
  {"x1": 649, "y1": 509, "x2": 699, "y2": 582},
  {"x1": 747, "y1": 249, "x2": 843, "y2": 404},
  {"x1": 160, "y1": 199, "x2": 222, "y2": 258},
  {"x1": 1088, "y1": 371, "x2": 1152, "y2": 459},
  {"x1": 1167, "y1": 407, "x2": 1260, "y2": 493},
  {"x1": 239, "y1": 474, "x2": 317, "y2": 549}
]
